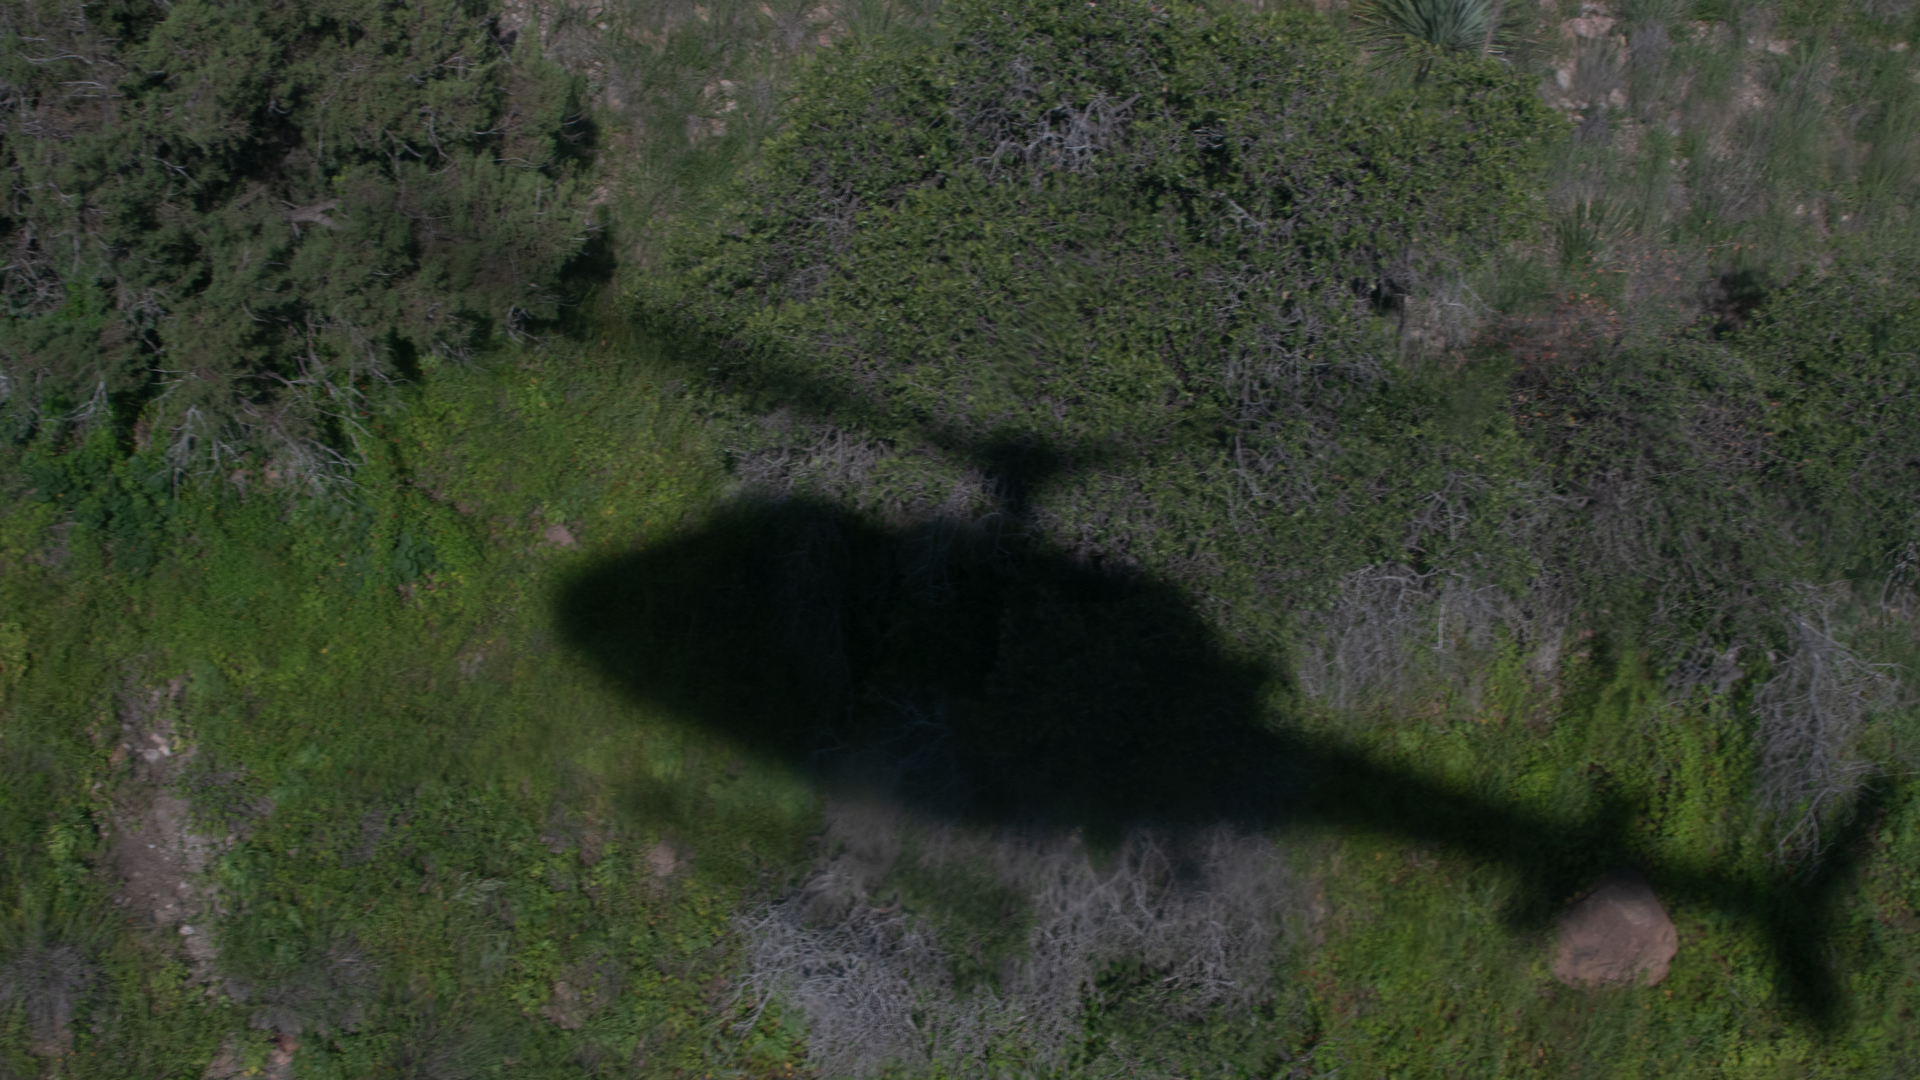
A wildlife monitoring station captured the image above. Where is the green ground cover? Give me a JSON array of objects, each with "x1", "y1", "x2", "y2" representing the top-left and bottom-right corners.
[
  {"x1": 6, "y1": 0, "x2": 1920, "y2": 1076},
  {"x1": 0, "y1": 345, "x2": 826, "y2": 1077}
]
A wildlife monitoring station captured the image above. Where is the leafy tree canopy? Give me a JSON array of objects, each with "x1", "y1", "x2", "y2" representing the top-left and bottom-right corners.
[{"x1": 0, "y1": 0, "x2": 597, "y2": 478}]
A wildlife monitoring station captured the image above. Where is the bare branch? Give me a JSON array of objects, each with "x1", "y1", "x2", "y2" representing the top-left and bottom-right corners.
[{"x1": 1754, "y1": 586, "x2": 1901, "y2": 867}]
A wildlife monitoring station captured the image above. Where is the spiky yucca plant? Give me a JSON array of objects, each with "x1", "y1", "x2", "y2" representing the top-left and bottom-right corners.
[
  {"x1": 1555, "y1": 199, "x2": 1622, "y2": 271},
  {"x1": 1356, "y1": 0, "x2": 1509, "y2": 72}
]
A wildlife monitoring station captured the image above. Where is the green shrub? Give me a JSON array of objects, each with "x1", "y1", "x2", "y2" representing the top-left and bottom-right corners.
[
  {"x1": 0, "y1": 0, "x2": 600, "y2": 478},
  {"x1": 647, "y1": 0, "x2": 1560, "y2": 632},
  {"x1": 20, "y1": 428, "x2": 175, "y2": 575},
  {"x1": 1506, "y1": 257, "x2": 1920, "y2": 653},
  {"x1": 1740, "y1": 261, "x2": 1920, "y2": 577}
]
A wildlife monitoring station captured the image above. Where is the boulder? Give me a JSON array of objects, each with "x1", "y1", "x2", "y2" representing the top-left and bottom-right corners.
[{"x1": 1553, "y1": 868, "x2": 1678, "y2": 987}]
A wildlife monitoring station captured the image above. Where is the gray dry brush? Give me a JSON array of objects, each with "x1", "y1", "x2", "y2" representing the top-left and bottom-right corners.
[
  {"x1": 734, "y1": 802, "x2": 1297, "y2": 1077},
  {"x1": 0, "y1": 935, "x2": 92, "y2": 1058},
  {"x1": 1752, "y1": 586, "x2": 1901, "y2": 865}
]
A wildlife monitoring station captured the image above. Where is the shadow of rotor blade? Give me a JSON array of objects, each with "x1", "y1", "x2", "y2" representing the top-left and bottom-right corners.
[{"x1": 635, "y1": 313, "x2": 1127, "y2": 519}]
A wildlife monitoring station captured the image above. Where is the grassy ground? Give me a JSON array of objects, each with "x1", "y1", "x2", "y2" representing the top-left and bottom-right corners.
[
  {"x1": 5, "y1": 329, "x2": 1920, "y2": 1079},
  {"x1": 0, "y1": 340, "x2": 829, "y2": 1078},
  {"x1": 1291, "y1": 658, "x2": 1920, "y2": 1078},
  {"x1": 6, "y1": 0, "x2": 1920, "y2": 1077}
]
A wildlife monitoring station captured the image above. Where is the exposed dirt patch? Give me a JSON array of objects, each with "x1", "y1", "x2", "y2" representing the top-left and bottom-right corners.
[
  {"x1": 202, "y1": 1031, "x2": 298, "y2": 1080},
  {"x1": 104, "y1": 675, "x2": 229, "y2": 974},
  {"x1": 541, "y1": 957, "x2": 626, "y2": 1030},
  {"x1": 101, "y1": 674, "x2": 312, "y2": 1073},
  {"x1": 1486, "y1": 293, "x2": 1626, "y2": 381}
]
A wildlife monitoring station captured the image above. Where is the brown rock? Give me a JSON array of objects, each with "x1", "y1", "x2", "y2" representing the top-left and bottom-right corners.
[
  {"x1": 646, "y1": 841, "x2": 679, "y2": 879},
  {"x1": 541, "y1": 980, "x2": 584, "y2": 1030},
  {"x1": 543, "y1": 523, "x2": 577, "y2": 548},
  {"x1": 1553, "y1": 868, "x2": 1678, "y2": 987},
  {"x1": 269, "y1": 1033, "x2": 299, "y2": 1079}
]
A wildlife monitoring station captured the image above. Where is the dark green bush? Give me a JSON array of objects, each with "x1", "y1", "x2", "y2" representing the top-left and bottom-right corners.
[
  {"x1": 21, "y1": 429, "x2": 174, "y2": 574},
  {"x1": 648, "y1": 0, "x2": 1560, "y2": 624},
  {"x1": 0, "y1": 0, "x2": 600, "y2": 477},
  {"x1": 661, "y1": 0, "x2": 1554, "y2": 434},
  {"x1": 1741, "y1": 261, "x2": 1920, "y2": 579},
  {"x1": 1508, "y1": 259, "x2": 1920, "y2": 652}
]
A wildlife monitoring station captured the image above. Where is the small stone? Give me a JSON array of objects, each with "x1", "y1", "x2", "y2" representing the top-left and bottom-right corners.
[
  {"x1": 646, "y1": 841, "x2": 678, "y2": 879},
  {"x1": 179, "y1": 925, "x2": 195, "y2": 936},
  {"x1": 1567, "y1": 15, "x2": 1616, "y2": 39},
  {"x1": 543, "y1": 523, "x2": 577, "y2": 548},
  {"x1": 1553, "y1": 868, "x2": 1678, "y2": 988},
  {"x1": 542, "y1": 980, "x2": 585, "y2": 1030}
]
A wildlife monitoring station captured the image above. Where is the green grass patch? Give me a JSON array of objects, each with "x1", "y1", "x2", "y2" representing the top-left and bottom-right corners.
[{"x1": 0, "y1": 339, "x2": 822, "y2": 1078}]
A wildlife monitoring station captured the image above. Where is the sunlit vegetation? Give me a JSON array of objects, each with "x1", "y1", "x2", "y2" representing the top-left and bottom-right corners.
[{"x1": 5, "y1": 0, "x2": 1920, "y2": 1076}]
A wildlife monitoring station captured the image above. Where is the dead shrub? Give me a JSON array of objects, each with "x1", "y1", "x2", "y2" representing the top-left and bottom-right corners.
[
  {"x1": 735, "y1": 807, "x2": 1297, "y2": 1077},
  {"x1": 1293, "y1": 563, "x2": 1556, "y2": 713},
  {"x1": 1754, "y1": 587, "x2": 1902, "y2": 866}
]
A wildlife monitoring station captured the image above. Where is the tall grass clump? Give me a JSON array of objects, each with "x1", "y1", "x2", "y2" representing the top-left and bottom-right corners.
[{"x1": 1512, "y1": 0, "x2": 1920, "y2": 330}]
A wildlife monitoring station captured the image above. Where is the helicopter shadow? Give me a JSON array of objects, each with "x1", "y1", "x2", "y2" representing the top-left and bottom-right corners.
[{"x1": 555, "y1": 484, "x2": 1867, "y2": 1028}]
